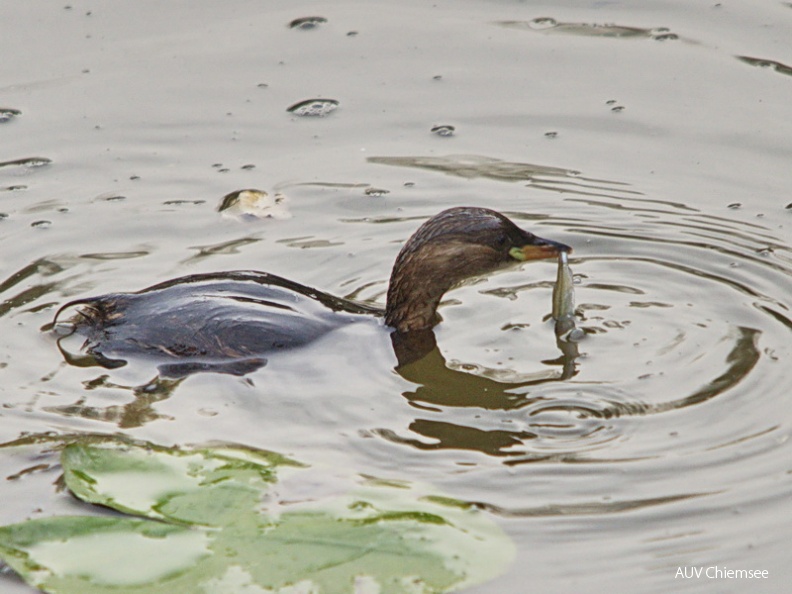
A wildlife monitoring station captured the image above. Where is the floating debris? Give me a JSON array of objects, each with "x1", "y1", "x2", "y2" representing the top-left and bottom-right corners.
[
  {"x1": 1, "y1": 185, "x2": 27, "y2": 192},
  {"x1": 31, "y1": 220, "x2": 52, "y2": 229},
  {"x1": 218, "y1": 189, "x2": 291, "y2": 221},
  {"x1": 287, "y1": 98, "x2": 339, "y2": 117},
  {"x1": 727, "y1": 203, "x2": 742, "y2": 209},
  {"x1": 431, "y1": 124, "x2": 455, "y2": 137},
  {"x1": 0, "y1": 108, "x2": 21, "y2": 123},
  {"x1": 544, "y1": 131, "x2": 558, "y2": 138}
]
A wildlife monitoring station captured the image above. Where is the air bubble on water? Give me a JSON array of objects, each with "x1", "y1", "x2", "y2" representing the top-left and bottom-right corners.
[
  {"x1": 31, "y1": 220, "x2": 51, "y2": 229},
  {"x1": 501, "y1": 322, "x2": 531, "y2": 331},
  {"x1": 431, "y1": 124, "x2": 455, "y2": 137},
  {"x1": 0, "y1": 108, "x2": 21, "y2": 123},
  {"x1": 756, "y1": 247, "x2": 774, "y2": 256},
  {"x1": 364, "y1": 187, "x2": 390, "y2": 197},
  {"x1": 28, "y1": 158, "x2": 51, "y2": 168},
  {"x1": 288, "y1": 16, "x2": 327, "y2": 30},
  {"x1": 530, "y1": 17, "x2": 557, "y2": 30},
  {"x1": 0, "y1": 157, "x2": 51, "y2": 170},
  {"x1": 287, "y1": 98, "x2": 339, "y2": 117}
]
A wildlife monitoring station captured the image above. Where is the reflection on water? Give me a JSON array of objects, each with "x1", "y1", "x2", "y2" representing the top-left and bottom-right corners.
[
  {"x1": 44, "y1": 374, "x2": 182, "y2": 429},
  {"x1": 368, "y1": 154, "x2": 642, "y2": 200},
  {"x1": 0, "y1": 259, "x2": 64, "y2": 318},
  {"x1": 494, "y1": 18, "x2": 680, "y2": 41},
  {"x1": 736, "y1": 55, "x2": 792, "y2": 78},
  {"x1": 466, "y1": 491, "x2": 710, "y2": 518},
  {"x1": 381, "y1": 322, "x2": 759, "y2": 462}
]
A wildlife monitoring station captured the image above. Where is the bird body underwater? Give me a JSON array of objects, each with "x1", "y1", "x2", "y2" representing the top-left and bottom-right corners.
[{"x1": 56, "y1": 207, "x2": 570, "y2": 376}]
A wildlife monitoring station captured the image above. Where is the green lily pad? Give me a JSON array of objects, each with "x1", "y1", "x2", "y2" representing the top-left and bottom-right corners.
[{"x1": 0, "y1": 438, "x2": 513, "y2": 593}]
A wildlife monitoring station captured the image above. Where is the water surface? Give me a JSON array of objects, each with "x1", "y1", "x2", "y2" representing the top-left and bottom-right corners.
[{"x1": 1, "y1": 1, "x2": 791, "y2": 592}]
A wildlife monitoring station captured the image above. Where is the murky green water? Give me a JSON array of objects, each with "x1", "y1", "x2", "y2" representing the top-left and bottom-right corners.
[{"x1": 2, "y1": 1, "x2": 791, "y2": 592}]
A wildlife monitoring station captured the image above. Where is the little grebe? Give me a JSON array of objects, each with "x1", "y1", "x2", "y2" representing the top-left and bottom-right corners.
[{"x1": 56, "y1": 207, "x2": 570, "y2": 376}]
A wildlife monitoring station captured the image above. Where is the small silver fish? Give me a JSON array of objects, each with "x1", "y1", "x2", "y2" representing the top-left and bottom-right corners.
[
  {"x1": 552, "y1": 251, "x2": 583, "y2": 341},
  {"x1": 552, "y1": 251, "x2": 575, "y2": 321}
]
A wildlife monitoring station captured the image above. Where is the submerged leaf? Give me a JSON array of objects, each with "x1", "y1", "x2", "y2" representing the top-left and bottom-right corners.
[
  {"x1": 62, "y1": 443, "x2": 285, "y2": 526},
  {"x1": 0, "y1": 439, "x2": 514, "y2": 594},
  {"x1": 0, "y1": 517, "x2": 208, "y2": 593}
]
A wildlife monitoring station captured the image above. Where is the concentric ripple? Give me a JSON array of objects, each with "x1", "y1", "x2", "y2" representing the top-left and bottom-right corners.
[{"x1": 374, "y1": 196, "x2": 792, "y2": 464}]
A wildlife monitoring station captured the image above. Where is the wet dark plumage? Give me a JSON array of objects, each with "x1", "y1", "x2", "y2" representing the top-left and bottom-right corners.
[{"x1": 57, "y1": 207, "x2": 568, "y2": 376}]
